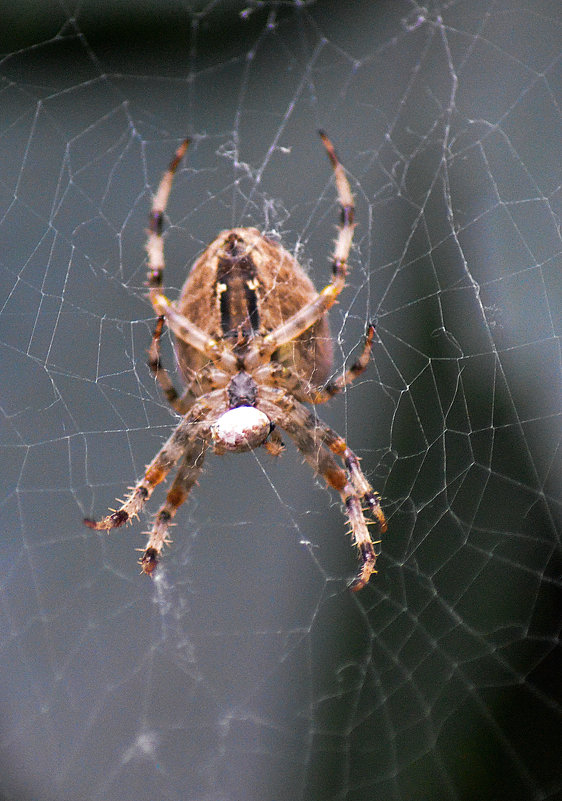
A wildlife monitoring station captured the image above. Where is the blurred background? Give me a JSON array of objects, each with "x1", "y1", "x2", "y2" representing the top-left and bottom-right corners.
[{"x1": 0, "y1": 1, "x2": 560, "y2": 800}]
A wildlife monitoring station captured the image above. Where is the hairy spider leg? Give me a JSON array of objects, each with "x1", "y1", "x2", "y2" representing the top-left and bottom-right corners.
[
  {"x1": 307, "y1": 414, "x2": 387, "y2": 539},
  {"x1": 249, "y1": 130, "x2": 355, "y2": 365},
  {"x1": 146, "y1": 138, "x2": 190, "y2": 290},
  {"x1": 148, "y1": 316, "x2": 232, "y2": 414},
  {"x1": 148, "y1": 316, "x2": 197, "y2": 414},
  {"x1": 140, "y1": 441, "x2": 207, "y2": 575},
  {"x1": 253, "y1": 323, "x2": 375, "y2": 404},
  {"x1": 84, "y1": 394, "x2": 221, "y2": 532},
  {"x1": 321, "y1": 323, "x2": 375, "y2": 399},
  {"x1": 258, "y1": 387, "x2": 384, "y2": 591},
  {"x1": 145, "y1": 138, "x2": 233, "y2": 369}
]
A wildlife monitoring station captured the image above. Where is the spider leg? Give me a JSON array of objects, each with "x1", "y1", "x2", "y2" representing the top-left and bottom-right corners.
[
  {"x1": 148, "y1": 316, "x2": 200, "y2": 414},
  {"x1": 321, "y1": 322, "x2": 375, "y2": 399},
  {"x1": 258, "y1": 388, "x2": 385, "y2": 591},
  {"x1": 158, "y1": 302, "x2": 237, "y2": 371},
  {"x1": 305, "y1": 411, "x2": 387, "y2": 540},
  {"x1": 251, "y1": 131, "x2": 355, "y2": 363},
  {"x1": 146, "y1": 138, "x2": 190, "y2": 291},
  {"x1": 254, "y1": 323, "x2": 375, "y2": 404},
  {"x1": 140, "y1": 441, "x2": 207, "y2": 575},
  {"x1": 146, "y1": 139, "x2": 234, "y2": 368},
  {"x1": 263, "y1": 425, "x2": 285, "y2": 456},
  {"x1": 84, "y1": 394, "x2": 220, "y2": 532}
]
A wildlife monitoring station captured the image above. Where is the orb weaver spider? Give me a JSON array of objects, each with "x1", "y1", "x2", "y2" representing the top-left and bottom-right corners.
[{"x1": 85, "y1": 132, "x2": 387, "y2": 590}]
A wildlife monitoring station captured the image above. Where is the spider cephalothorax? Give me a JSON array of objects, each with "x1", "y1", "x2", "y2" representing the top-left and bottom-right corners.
[{"x1": 85, "y1": 132, "x2": 387, "y2": 590}]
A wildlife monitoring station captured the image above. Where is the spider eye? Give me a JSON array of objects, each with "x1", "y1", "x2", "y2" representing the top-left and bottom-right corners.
[{"x1": 211, "y1": 406, "x2": 272, "y2": 452}]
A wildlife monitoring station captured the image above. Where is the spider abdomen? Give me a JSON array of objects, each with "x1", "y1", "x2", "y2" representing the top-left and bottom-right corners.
[{"x1": 174, "y1": 228, "x2": 333, "y2": 387}]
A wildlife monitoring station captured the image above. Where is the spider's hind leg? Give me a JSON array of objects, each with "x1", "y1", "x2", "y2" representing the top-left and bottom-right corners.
[
  {"x1": 255, "y1": 132, "x2": 356, "y2": 360},
  {"x1": 146, "y1": 138, "x2": 190, "y2": 291},
  {"x1": 145, "y1": 141, "x2": 235, "y2": 369}
]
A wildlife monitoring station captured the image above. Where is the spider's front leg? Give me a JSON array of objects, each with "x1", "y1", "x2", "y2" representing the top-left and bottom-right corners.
[
  {"x1": 84, "y1": 395, "x2": 218, "y2": 533},
  {"x1": 305, "y1": 413, "x2": 387, "y2": 541},
  {"x1": 258, "y1": 388, "x2": 386, "y2": 591},
  {"x1": 140, "y1": 440, "x2": 207, "y2": 575}
]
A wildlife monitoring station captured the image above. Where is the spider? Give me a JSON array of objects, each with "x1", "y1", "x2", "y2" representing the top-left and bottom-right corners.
[{"x1": 85, "y1": 132, "x2": 387, "y2": 591}]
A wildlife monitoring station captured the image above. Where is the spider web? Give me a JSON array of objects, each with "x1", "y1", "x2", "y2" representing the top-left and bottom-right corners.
[{"x1": 0, "y1": 1, "x2": 560, "y2": 799}]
